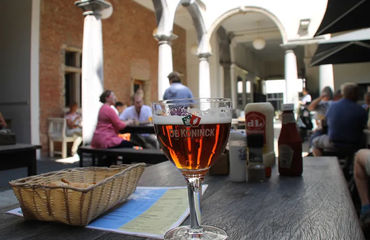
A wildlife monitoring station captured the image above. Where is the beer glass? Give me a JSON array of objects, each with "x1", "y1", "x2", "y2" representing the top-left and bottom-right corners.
[{"x1": 152, "y1": 98, "x2": 232, "y2": 240}]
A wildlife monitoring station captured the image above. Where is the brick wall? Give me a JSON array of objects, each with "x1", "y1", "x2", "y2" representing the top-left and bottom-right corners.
[{"x1": 39, "y1": 0, "x2": 186, "y2": 155}]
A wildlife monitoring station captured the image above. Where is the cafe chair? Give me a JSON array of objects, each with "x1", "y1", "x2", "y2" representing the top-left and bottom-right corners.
[{"x1": 48, "y1": 117, "x2": 77, "y2": 159}]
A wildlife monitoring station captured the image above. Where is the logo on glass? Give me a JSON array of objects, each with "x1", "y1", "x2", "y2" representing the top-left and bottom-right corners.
[{"x1": 182, "y1": 114, "x2": 201, "y2": 127}]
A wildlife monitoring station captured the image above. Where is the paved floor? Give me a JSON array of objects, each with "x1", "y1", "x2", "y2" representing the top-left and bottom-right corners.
[{"x1": 0, "y1": 154, "x2": 86, "y2": 208}]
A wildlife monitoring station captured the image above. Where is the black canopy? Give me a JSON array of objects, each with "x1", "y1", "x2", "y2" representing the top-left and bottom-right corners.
[
  {"x1": 311, "y1": 40, "x2": 370, "y2": 66},
  {"x1": 315, "y1": 0, "x2": 370, "y2": 36}
]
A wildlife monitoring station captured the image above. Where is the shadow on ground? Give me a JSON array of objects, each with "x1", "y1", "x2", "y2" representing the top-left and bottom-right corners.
[{"x1": 0, "y1": 156, "x2": 80, "y2": 191}]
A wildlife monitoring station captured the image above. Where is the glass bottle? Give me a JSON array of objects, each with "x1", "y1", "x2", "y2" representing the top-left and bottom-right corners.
[
  {"x1": 247, "y1": 134, "x2": 265, "y2": 182},
  {"x1": 278, "y1": 104, "x2": 303, "y2": 176}
]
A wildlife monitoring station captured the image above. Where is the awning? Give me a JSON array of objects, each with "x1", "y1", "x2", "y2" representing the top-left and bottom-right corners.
[
  {"x1": 311, "y1": 28, "x2": 370, "y2": 66},
  {"x1": 315, "y1": 0, "x2": 370, "y2": 36}
]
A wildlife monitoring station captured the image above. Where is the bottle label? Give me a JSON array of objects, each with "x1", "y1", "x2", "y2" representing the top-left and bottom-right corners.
[
  {"x1": 245, "y1": 111, "x2": 266, "y2": 143},
  {"x1": 278, "y1": 144, "x2": 294, "y2": 168}
]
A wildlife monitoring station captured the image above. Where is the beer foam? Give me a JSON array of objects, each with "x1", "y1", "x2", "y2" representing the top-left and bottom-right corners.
[{"x1": 153, "y1": 113, "x2": 231, "y2": 124}]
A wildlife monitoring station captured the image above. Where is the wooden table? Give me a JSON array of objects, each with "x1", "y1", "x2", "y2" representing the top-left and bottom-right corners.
[
  {"x1": 120, "y1": 125, "x2": 155, "y2": 134},
  {"x1": 0, "y1": 143, "x2": 40, "y2": 176},
  {"x1": 0, "y1": 157, "x2": 364, "y2": 239}
]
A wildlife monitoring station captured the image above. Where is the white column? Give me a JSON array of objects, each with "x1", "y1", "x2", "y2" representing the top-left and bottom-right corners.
[
  {"x1": 154, "y1": 34, "x2": 177, "y2": 100},
  {"x1": 198, "y1": 53, "x2": 211, "y2": 98},
  {"x1": 81, "y1": 15, "x2": 104, "y2": 144},
  {"x1": 284, "y1": 49, "x2": 299, "y2": 105},
  {"x1": 76, "y1": 0, "x2": 110, "y2": 144},
  {"x1": 246, "y1": 72, "x2": 255, "y2": 103},
  {"x1": 319, "y1": 64, "x2": 334, "y2": 90},
  {"x1": 230, "y1": 63, "x2": 237, "y2": 109},
  {"x1": 229, "y1": 39, "x2": 238, "y2": 109},
  {"x1": 31, "y1": 0, "x2": 40, "y2": 147},
  {"x1": 242, "y1": 77, "x2": 246, "y2": 107}
]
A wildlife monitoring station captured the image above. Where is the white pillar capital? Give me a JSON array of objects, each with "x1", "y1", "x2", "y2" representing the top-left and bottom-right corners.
[
  {"x1": 197, "y1": 52, "x2": 211, "y2": 60},
  {"x1": 154, "y1": 33, "x2": 178, "y2": 45},
  {"x1": 75, "y1": 0, "x2": 110, "y2": 16}
]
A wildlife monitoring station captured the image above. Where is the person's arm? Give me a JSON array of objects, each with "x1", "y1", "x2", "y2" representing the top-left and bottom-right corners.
[
  {"x1": 109, "y1": 107, "x2": 134, "y2": 130},
  {"x1": 307, "y1": 96, "x2": 323, "y2": 111},
  {"x1": 66, "y1": 114, "x2": 81, "y2": 129}
]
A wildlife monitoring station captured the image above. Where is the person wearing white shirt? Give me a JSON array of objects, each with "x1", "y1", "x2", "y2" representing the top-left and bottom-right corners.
[
  {"x1": 300, "y1": 88, "x2": 312, "y2": 105},
  {"x1": 119, "y1": 94, "x2": 157, "y2": 148}
]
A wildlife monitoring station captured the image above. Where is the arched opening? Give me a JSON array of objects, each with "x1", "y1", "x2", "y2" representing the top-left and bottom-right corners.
[{"x1": 208, "y1": 9, "x2": 306, "y2": 112}]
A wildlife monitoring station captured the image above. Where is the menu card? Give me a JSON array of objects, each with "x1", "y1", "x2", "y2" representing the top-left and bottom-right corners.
[{"x1": 8, "y1": 185, "x2": 207, "y2": 239}]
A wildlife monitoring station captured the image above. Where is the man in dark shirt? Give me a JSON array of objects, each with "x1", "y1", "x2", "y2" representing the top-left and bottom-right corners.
[{"x1": 312, "y1": 82, "x2": 367, "y2": 156}]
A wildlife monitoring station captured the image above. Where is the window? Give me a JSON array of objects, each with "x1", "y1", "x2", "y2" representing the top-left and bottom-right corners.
[{"x1": 64, "y1": 48, "x2": 82, "y2": 108}]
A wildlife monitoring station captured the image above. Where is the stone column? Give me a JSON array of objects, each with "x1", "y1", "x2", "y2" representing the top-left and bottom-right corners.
[
  {"x1": 242, "y1": 76, "x2": 246, "y2": 108},
  {"x1": 76, "y1": 0, "x2": 110, "y2": 144},
  {"x1": 229, "y1": 39, "x2": 238, "y2": 109},
  {"x1": 246, "y1": 72, "x2": 256, "y2": 103},
  {"x1": 284, "y1": 49, "x2": 299, "y2": 105},
  {"x1": 319, "y1": 64, "x2": 334, "y2": 91},
  {"x1": 221, "y1": 62, "x2": 231, "y2": 99},
  {"x1": 230, "y1": 63, "x2": 237, "y2": 109},
  {"x1": 198, "y1": 53, "x2": 211, "y2": 98},
  {"x1": 154, "y1": 34, "x2": 177, "y2": 100}
]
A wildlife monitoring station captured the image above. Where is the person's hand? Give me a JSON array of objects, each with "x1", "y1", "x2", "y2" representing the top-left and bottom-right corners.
[
  {"x1": 125, "y1": 119, "x2": 133, "y2": 126},
  {"x1": 125, "y1": 119, "x2": 138, "y2": 126}
]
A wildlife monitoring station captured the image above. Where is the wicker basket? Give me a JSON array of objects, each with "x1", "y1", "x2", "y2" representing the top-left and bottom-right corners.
[{"x1": 9, "y1": 163, "x2": 145, "y2": 226}]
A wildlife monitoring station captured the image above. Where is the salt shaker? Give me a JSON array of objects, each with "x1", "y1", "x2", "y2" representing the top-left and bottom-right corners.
[{"x1": 228, "y1": 129, "x2": 247, "y2": 182}]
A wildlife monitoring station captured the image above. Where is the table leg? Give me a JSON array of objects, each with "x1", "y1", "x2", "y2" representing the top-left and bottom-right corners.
[{"x1": 28, "y1": 149, "x2": 37, "y2": 176}]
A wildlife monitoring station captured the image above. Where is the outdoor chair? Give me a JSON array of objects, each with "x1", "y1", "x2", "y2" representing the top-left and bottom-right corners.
[{"x1": 48, "y1": 117, "x2": 77, "y2": 159}]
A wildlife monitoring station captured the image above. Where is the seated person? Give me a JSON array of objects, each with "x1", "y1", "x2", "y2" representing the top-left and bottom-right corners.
[
  {"x1": 354, "y1": 149, "x2": 370, "y2": 225},
  {"x1": 65, "y1": 103, "x2": 83, "y2": 156},
  {"x1": 0, "y1": 112, "x2": 7, "y2": 129},
  {"x1": 91, "y1": 90, "x2": 134, "y2": 150},
  {"x1": 312, "y1": 83, "x2": 367, "y2": 156},
  {"x1": 111, "y1": 101, "x2": 127, "y2": 116},
  {"x1": 119, "y1": 93, "x2": 157, "y2": 149},
  {"x1": 65, "y1": 103, "x2": 82, "y2": 136},
  {"x1": 307, "y1": 86, "x2": 333, "y2": 148}
]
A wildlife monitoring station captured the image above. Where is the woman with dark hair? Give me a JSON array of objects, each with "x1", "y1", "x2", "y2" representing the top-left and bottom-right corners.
[{"x1": 91, "y1": 90, "x2": 134, "y2": 149}]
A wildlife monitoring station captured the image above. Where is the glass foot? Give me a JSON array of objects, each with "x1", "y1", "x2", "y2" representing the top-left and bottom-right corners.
[{"x1": 164, "y1": 225, "x2": 228, "y2": 240}]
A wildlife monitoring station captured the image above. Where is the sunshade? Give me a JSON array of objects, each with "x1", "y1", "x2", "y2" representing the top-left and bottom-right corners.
[
  {"x1": 311, "y1": 28, "x2": 370, "y2": 66},
  {"x1": 315, "y1": 0, "x2": 370, "y2": 36}
]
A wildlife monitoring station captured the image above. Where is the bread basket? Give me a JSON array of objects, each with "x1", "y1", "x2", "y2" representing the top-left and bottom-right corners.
[{"x1": 9, "y1": 163, "x2": 145, "y2": 226}]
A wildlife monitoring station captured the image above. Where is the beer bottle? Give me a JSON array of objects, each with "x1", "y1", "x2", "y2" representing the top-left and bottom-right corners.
[{"x1": 278, "y1": 104, "x2": 303, "y2": 176}]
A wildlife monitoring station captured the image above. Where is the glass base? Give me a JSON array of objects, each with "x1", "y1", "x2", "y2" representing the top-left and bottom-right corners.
[{"x1": 164, "y1": 225, "x2": 228, "y2": 240}]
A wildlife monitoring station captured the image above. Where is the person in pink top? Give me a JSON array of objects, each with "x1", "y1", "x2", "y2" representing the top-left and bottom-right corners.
[{"x1": 91, "y1": 90, "x2": 134, "y2": 149}]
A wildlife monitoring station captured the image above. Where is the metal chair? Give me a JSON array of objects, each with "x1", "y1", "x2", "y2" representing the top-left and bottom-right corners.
[{"x1": 48, "y1": 117, "x2": 77, "y2": 158}]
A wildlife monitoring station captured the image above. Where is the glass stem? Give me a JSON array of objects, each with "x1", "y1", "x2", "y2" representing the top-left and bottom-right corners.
[{"x1": 186, "y1": 177, "x2": 202, "y2": 230}]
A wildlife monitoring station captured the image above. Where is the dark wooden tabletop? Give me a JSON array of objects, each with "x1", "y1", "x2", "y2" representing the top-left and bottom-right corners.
[
  {"x1": 120, "y1": 125, "x2": 155, "y2": 134},
  {"x1": 0, "y1": 157, "x2": 364, "y2": 240},
  {"x1": 0, "y1": 143, "x2": 41, "y2": 153}
]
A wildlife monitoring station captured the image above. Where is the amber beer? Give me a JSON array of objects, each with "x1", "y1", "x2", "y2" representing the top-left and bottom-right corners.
[{"x1": 155, "y1": 122, "x2": 231, "y2": 177}]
